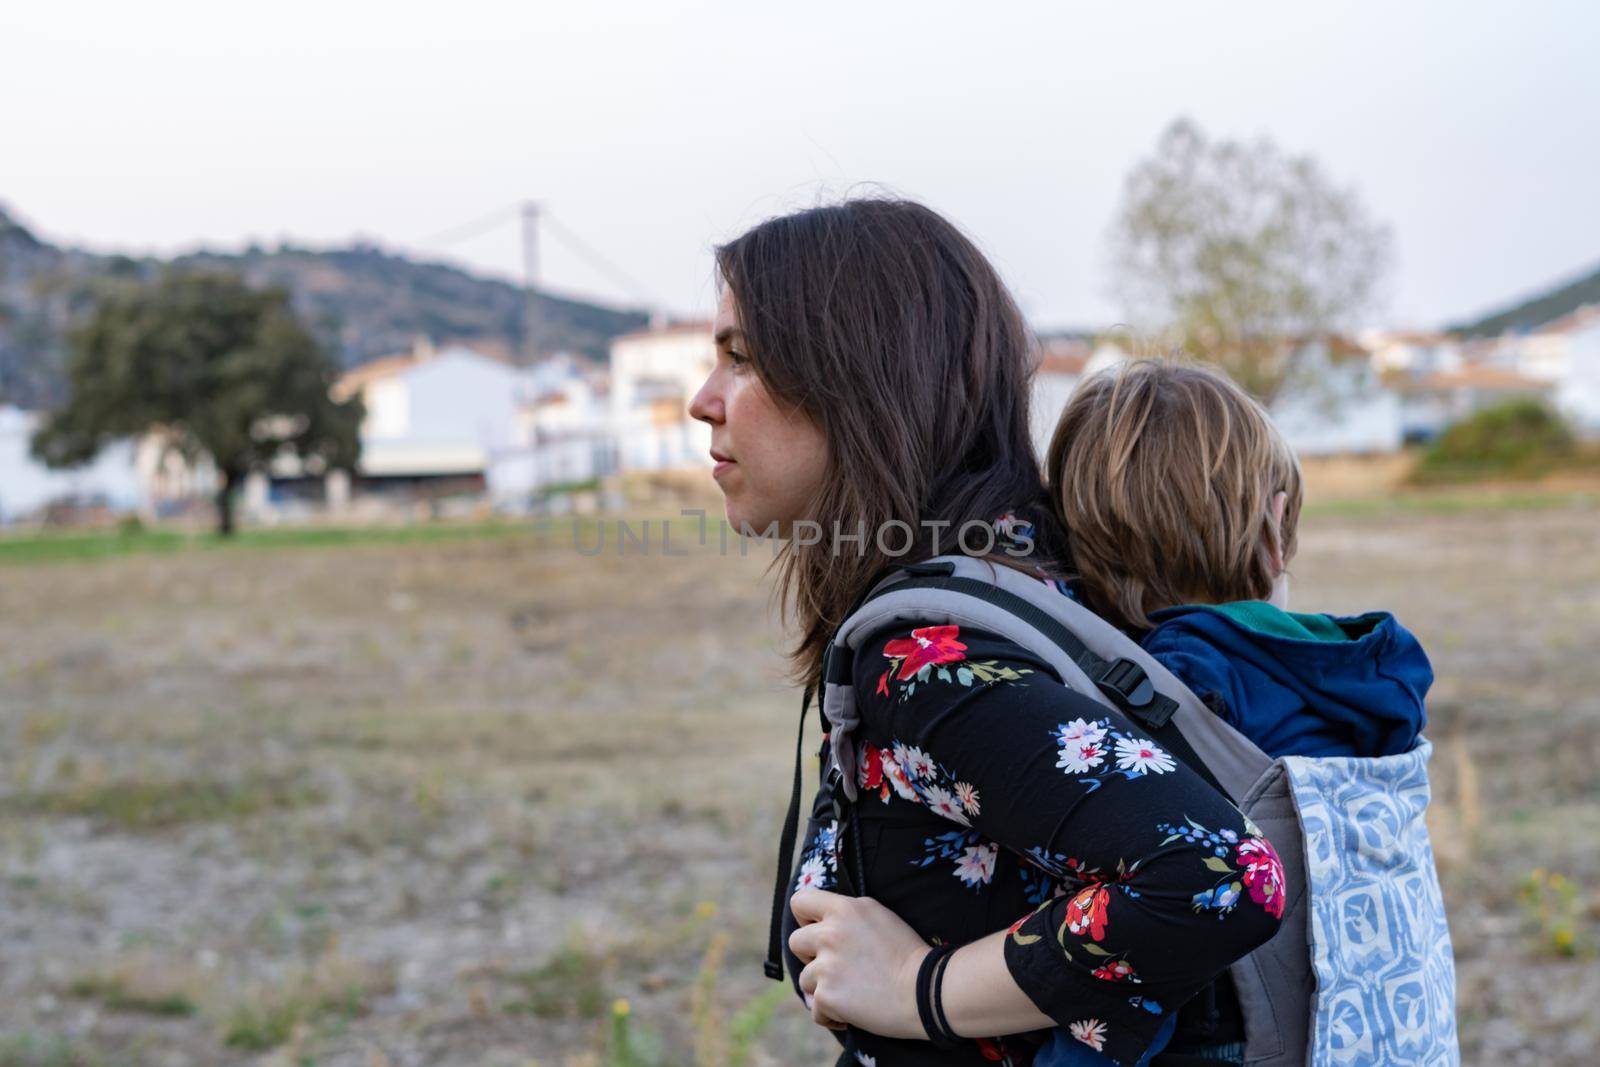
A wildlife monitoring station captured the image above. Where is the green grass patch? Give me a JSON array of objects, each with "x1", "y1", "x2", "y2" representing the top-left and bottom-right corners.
[
  {"x1": 66, "y1": 974, "x2": 196, "y2": 1017},
  {"x1": 221, "y1": 974, "x2": 373, "y2": 1051},
  {"x1": 1305, "y1": 488, "x2": 1600, "y2": 520},
  {"x1": 0, "y1": 518, "x2": 546, "y2": 565},
  {"x1": 504, "y1": 942, "x2": 611, "y2": 1019},
  {"x1": 3, "y1": 775, "x2": 320, "y2": 832},
  {"x1": 0, "y1": 513, "x2": 753, "y2": 566},
  {"x1": 221, "y1": 999, "x2": 303, "y2": 1051},
  {"x1": 0, "y1": 1035, "x2": 123, "y2": 1067}
]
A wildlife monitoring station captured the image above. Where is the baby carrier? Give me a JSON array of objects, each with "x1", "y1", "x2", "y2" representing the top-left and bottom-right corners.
[{"x1": 765, "y1": 553, "x2": 1459, "y2": 1066}]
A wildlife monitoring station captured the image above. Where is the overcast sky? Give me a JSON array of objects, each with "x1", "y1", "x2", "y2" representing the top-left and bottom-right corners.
[{"x1": 4, "y1": 1, "x2": 1596, "y2": 331}]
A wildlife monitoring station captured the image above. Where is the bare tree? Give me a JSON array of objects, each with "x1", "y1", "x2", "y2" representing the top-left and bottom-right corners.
[{"x1": 1108, "y1": 117, "x2": 1392, "y2": 402}]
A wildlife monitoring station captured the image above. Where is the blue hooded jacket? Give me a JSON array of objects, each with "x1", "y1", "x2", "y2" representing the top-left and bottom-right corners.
[{"x1": 1140, "y1": 601, "x2": 1432, "y2": 759}]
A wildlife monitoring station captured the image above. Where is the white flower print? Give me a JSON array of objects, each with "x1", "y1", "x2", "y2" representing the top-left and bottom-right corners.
[
  {"x1": 905, "y1": 745, "x2": 937, "y2": 781},
  {"x1": 794, "y1": 855, "x2": 830, "y2": 892},
  {"x1": 1058, "y1": 717, "x2": 1107, "y2": 748},
  {"x1": 1069, "y1": 1018, "x2": 1108, "y2": 1052},
  {"x1": 1114, "y1": 737, "x2": 1175, "y2": 776},
  {"x1": 953, "y1": 842, "x2": 998, "y2": 887},
  {"x1": 855, "y1": 1054, "x2": 876, "y2": 1067},
  {"x1": 922, "y1": 784, "x2": 971, "y2": 827},
  {"x1": 955, "y1": 781, "x2": 980, "y2": 815},
  {"x1": 1056, "y1": 739, "x2": 1108, "y2": 775}
]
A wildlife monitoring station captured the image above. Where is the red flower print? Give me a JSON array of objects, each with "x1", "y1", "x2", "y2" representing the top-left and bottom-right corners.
[
  {"x1": 975, "y1": 1037, "x2": 1006, "y2": 1061},
  {"x1": 1238, "y1": 836, "x2": 1287, "y2": 918},
  {"x1": 882, "y1": 625, "x2": 968, "y2": 681},
  {"x1": 876, "y1": 669, "x2": 890, "y2": 697},
  {"x1": 1065, "y1": 883, "x2": 1111, "y2": 941},
  {"x1": 1091, "y1": 959, "x2": 1136, "y2": 982},
  {"x1": 858, "y1": 743, "x2": 884, "y2": 792}
]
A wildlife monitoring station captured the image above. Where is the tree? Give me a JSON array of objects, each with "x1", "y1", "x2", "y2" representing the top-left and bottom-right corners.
[
  {"x1": 31, "y1": 270, "x2": 364, "y2": 535},
  {"x1": 1107, "y1": 117, "x2": 1392, "y2": 402}
]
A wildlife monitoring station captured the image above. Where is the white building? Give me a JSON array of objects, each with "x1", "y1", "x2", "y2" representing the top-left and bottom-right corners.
[
  {"x1": 316, "y1": 341, "x2": 527, "y2": 511},
  {"x1": 1394, "y1": 366, "x2": 1554, "y2": 442},
  {"x1": 1494, "y1": 305, "x2": 1600, "y2": 434},
  {"x1": 489, "y1": 354, "x2": 616, "y2": 501},
  {"x1": 1362, "y1": 330, "x2": 1466, "y2": 379},
  {"x1": 608, "y1": 321, "x2": 714, "y2": 472},
  {"x1": 0, "y1": 405, "x2": 145, "y2": 523},
  {"x1": 1268, "y1": 339, "x2": 1405, "y2": 455}
]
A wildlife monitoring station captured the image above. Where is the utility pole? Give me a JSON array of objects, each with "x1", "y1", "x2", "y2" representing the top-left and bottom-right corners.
[{"x1": 521, "y1": 200, "x2": 541, "y2": 365}]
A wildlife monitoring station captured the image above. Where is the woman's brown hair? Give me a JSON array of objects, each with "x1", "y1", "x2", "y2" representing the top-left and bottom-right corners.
[{"x1": 714, "y1": 197, "x2": 1070, "y2": 689}]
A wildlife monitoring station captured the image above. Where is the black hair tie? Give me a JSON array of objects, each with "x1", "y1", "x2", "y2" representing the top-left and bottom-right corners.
[{"x1": 915, "y1": 944, "x2": 964, "y2": 1048}]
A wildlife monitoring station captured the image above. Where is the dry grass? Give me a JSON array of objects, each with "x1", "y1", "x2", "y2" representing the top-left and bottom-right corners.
[{"x1": 0, "y1": 503, "x2": 1594, "y2": 1064}]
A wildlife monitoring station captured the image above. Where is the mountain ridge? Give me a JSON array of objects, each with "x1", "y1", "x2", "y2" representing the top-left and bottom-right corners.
[
  {"x1": 0, "y1": 203, "x2": 649, "y2": 410},
  {"x1": 1448, "y1": 258, "x2": 1600, "y2": 338}
]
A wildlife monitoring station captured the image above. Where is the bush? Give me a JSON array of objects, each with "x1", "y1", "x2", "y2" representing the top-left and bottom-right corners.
[{"x1": 1412, "y1": 399, "x2": 1576, "y2": 483}]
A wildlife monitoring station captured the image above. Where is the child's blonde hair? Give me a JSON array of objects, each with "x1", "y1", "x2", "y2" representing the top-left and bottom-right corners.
[{"x1": 1045, "y1": 358, "x2": 1303, "y2": 631}]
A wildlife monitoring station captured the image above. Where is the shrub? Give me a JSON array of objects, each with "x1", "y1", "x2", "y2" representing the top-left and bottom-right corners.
[{"x1": 1412, "y1": 399, "x2": 1575, "y2": 483}]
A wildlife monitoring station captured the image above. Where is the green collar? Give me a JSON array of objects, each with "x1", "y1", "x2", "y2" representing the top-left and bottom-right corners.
[{"x1": 1202, "y1": 601, "x2": 1351, "y2": 643}]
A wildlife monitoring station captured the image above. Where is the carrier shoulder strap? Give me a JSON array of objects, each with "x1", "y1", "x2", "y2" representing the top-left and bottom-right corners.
[{"x1": 821, "y1": 555, "x2": 1274, "y2": 806}]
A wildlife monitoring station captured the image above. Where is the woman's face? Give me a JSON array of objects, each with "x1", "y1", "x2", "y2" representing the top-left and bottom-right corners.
[{"x1": 688, "y1": 288, "x2": 829, "y2": 537}]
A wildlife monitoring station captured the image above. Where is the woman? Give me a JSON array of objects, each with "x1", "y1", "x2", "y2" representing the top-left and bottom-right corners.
[{"x1": 688, "y1": 198, "x2": 1282, "y2": 1066}]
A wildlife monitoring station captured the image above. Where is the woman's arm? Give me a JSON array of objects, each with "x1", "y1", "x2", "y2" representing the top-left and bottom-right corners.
[
  {"x1": 789, "y1": 891, "x2": 1052, "y2": 1038},
  {"x1": 805, "y1": 621, "x2": 1285, "y2": 1064}
]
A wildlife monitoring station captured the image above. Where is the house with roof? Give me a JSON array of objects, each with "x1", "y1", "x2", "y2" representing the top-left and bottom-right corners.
[
  {"x1": 1446, "y1": 260, "x2": 1600, "y2": 436},
  {"x1": 607, "y1": 321, "x2": 714, "y2": 472},
  {"x1": 1393, "y1": 365, "x2": 1555, "y2": 442},
  {"x1": 1490, "y1": 306, "x2": 1600, "y2": 434},
  {"x1": 488, "y1": 354, "x2": 616, "y2": 503},
  {"x1": 275, "y1": 339, "x2": 529, "y2": 513}
]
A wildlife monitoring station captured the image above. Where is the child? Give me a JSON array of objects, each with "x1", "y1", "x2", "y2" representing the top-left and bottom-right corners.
[{"x1": 1033, "y1": 358, "x2": 1432, "y2": 1066}]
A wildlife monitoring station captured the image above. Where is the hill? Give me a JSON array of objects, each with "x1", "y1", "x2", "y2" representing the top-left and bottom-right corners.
[
  {"x1": 1449, "y1": 258, "x2": 1600, "y2": 338},
  {"x1": 0, "y1": 204, "x2": 649, "y2": 410}
]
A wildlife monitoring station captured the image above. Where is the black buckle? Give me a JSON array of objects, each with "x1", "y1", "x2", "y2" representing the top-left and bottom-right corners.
[
  {"x1": 823, "y1": 645, "x2": 854, "y2": 687},
  {"x1": 1095, "y1": 658, "x2": 1156, "y2": 710},
  {"x1": 825, "y1": 762, "x2": 846, "y2": 822}
]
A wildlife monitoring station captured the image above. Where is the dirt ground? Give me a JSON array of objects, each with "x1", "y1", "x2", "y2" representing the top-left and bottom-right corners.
[{"x1": 0, "y1": 502, "x2": 1595, "y2": 1066}]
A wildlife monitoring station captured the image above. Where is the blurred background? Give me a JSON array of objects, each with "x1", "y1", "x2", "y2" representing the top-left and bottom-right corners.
[{"x1": 1, "y1": 3, "x2": 1596, "y2": 1065}]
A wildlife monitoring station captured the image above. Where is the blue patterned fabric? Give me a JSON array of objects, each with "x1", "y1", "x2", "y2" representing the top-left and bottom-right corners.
[{"x1": 1281, "y1": 739, "x2": 1459, "y2": 1066}]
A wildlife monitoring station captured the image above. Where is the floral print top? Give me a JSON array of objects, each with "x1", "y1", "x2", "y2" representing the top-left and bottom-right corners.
[{"x1": 782, "y1": 612, "x2": 1286, "y2": 1067}]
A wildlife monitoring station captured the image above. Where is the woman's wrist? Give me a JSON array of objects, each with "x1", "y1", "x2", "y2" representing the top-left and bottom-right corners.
[
  {"x1": 937, "y1": 929, "x2": 1056, "y2": 1038},
  {"x1": 899, "y1": 944, "x2": 937, "y2": 1039}
]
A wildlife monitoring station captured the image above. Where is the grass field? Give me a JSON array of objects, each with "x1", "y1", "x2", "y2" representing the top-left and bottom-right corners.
[{"x1": 0, "y1": 499, "x2": 1595, "y2": 1065}]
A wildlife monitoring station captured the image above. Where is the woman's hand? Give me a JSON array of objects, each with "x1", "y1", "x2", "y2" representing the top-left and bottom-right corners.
[{"x1": 788, "y1": 888, "x2": 932, "y2": 1039}]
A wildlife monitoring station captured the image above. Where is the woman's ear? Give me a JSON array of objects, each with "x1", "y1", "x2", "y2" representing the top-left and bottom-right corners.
[{"x1": 1267, "y1": 490, "x2": 1288, "y2": 576}]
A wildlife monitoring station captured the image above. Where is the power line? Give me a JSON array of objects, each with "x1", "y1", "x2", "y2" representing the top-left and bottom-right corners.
[
  {"x1": 413, "y1": 203, "x2": 660, "y2": 312},
  {"x1": 540, "y1": 212, "x2": 657, "y2": 309},
  {"x1": 414, "y1": 204, "x2": 522, "y2": 249}
]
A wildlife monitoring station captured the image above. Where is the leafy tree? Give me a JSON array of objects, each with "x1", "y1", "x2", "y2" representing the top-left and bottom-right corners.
[
  {"x1": 1108, "y1": 117, "x2": 1392, "y2": 402},
  {"x1": 31, "y1": 270, "x2": 363, "y2": 535}
]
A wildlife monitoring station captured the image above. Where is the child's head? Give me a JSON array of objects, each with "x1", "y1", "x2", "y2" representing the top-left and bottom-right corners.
[{"x1": 1046, "y1": 358, "x2": 1303, "y2": 630}]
